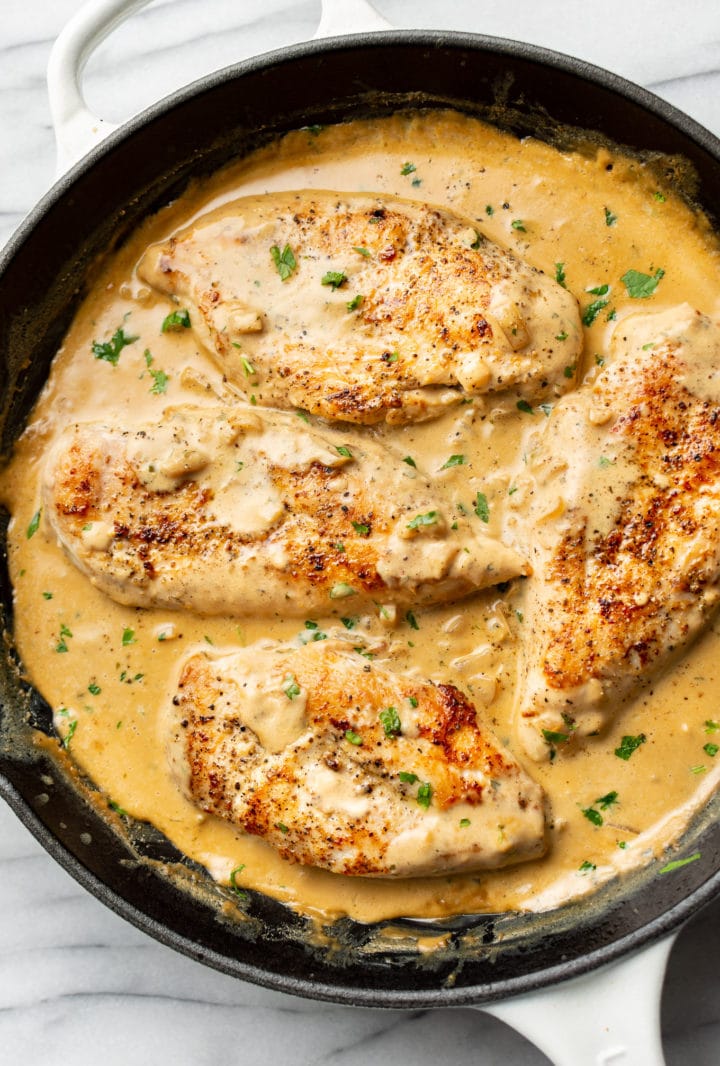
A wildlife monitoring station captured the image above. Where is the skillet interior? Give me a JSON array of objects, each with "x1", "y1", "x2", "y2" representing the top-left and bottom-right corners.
[{"x1": 2, "y1": 30, "x2": 720, "y2": 1007}]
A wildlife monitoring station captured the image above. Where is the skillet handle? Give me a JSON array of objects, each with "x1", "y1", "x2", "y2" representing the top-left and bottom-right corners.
[
  {"x1": 480, "y1": 934, "x2": 676, "y2": 1066},
  {"x1": 314, "y1": 0, "x2": 393, "y2": 38},
  {"x1": 47, "y1": 0, "x2": 151, "y2": 176},
  {"x1": 48, "y1": 0, "x2": 392, "y2": 176}
]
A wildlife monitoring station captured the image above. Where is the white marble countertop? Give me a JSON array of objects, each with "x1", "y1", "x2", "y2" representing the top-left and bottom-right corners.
[{"x1": 1, "y1": 2, "x2": 719, "y2": 1063}]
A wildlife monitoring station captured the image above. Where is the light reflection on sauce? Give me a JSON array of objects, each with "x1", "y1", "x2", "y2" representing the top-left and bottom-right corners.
[{"x1": 2, "y1": 110, "x2": 720, "y2": 924}]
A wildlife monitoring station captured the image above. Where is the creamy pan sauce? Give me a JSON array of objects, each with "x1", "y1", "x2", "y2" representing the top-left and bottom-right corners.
[{"x1": 3, "y1": 110, "x2": 720, "y2": 922}]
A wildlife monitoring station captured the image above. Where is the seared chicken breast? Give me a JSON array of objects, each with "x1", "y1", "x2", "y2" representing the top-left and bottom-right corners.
[
  {"x1": 43, "y1": 403, "x2": 526, "y2": 617},
  {"x1": 168, "y1": 638, "x2": 546, "y2": 877},
  {"x1": 138, "y1": 191, "x2": 581, "y2": 425},
  {"x1": 514, "y1": 306, "x2": 720, "y2": 759}
]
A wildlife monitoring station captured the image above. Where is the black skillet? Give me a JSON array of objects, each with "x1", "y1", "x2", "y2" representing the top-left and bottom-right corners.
[{"x1": 1, "y1": 2, "x2": 720, "y2": 1063}]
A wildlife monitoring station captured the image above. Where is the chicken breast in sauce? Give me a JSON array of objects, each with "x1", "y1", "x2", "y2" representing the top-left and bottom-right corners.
[
  {"x1": 168, "y1": 638, "x2": 547, "y2": 877},
  {"x1": 42, "y1": 403, "x2": 527, "y2": 618},
  {"x1": 514, "y1": 305, "x2": 720, "y2": 760},
  {"x1": 138, "y1": 191, "x2": 582, "y2": 425}
]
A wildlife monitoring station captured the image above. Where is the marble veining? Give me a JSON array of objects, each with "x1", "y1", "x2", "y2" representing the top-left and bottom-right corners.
[{"x1": 1, "y1": 1, "x2": 719, "y2": 1063}]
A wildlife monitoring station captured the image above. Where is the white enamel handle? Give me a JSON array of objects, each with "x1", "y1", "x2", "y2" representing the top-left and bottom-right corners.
[
  {"x1": 47, "y1": 0, "x2": 392, "y2": 176},
  {"x1": 482, "y1": 935, "x2": 676, "y2": 1066}
]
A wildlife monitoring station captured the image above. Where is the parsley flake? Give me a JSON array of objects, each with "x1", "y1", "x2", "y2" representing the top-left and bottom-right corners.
[
  {"x1": 659, "y1": 852, "x2": 701, "y2": 874},
  {"x1": 379, "y1": 706, "x2": 401, "y2": 737},
  {"x1": 405, "y1": 609, "x2": 419, "y2": 631},
  {"x1": 270, "y1": 244, "x2": 297, "y2": 281},
  {"x1": 615, "y1": 734, "x2": 646, "y2": 760},
  {"x1": 321, "y1": 270, "x2": 347, "y2": 290},
  {"x1": 400, "y1": 162, "x2": 416, "y2": 176},
  {"x1": 474, "y1": 492, "x2": 490, "y2": 523},
  {"x1": 604, "y1": 207, "x2": 618, "y2": 226},
  {"x1": 621, "y1": 268, "x2": 665, "y2": 299},
  {"x1": 161, "y1": 309, "x2": 191, "y2": 332},
  {"x1": 346, "y1": 294, "x2": 363, "y2": 312},
  {"x1": 26, "y1": 509, "x2": 41, "y2": 539},
  {"x1": 284, "y1": 675, "x2": 301, "y2": 700},
  {"x1": 345, "y1": 729, "x2": 363, "y2": 746},
  {"x1": 92, "y1": 326, "x2": 138, "y2": 365},
  {"x1": 441, "y1": 454, "x2": 466, "y2": 470},
  {"x1": 407, "y1": 511, "x2": 439, "y2": 530}
]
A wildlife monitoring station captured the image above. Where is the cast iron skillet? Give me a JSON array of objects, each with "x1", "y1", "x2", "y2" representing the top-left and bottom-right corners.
[{"x1": 1, "y1": 2, "x2": 720, "y2": 1061}]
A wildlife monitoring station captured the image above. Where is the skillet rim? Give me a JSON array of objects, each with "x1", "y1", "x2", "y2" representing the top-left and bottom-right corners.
[{"x1": 2, "y1": 26, "x2": 720, "y2": 1007}]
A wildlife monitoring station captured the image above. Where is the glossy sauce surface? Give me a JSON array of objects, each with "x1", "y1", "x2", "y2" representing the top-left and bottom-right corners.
[{"x1": 2, "y1": 110, "x2": 720, "y2": 922}]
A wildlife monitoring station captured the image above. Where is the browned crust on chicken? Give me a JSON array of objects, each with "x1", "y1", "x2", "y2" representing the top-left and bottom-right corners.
[
  {"x1": 169, "y1": 639, "x2": 546, "y2": 877},
  {"x1": 515, "y1": 307, "x2": 720, "y2": 758},
  {"x1": 139, "y1": 192, "x2": 582, "y2": 424},
  {"x1": 43, "y1": 405, "x2": 527, "y2": 617}
]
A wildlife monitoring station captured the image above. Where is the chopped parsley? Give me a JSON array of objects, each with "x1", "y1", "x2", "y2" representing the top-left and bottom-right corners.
[
  {"x1": 229, "y1": 864, "x2": 248, "y2": 900},
  {"x1": 62, "y1": 718, "x2": 78, "y2": 749},
  {"x1": 653, "y1": 191, "x2": 667, "y2": 203},
  {"x1": 441, "y1": 454, "x2": 466, "y2": 470},
  {"x1": 400, "y1": 162, "x2": 416, "y2": 176},
  {"x1": 121, "y1": 627, "x2": 136, "y2": 647},
  {"x1": 659, "y1": 852, "x2": 701, "y2": 874},
  {"x1": 329, "y1": 582, "x2": 355, "y2": 599},
  {"x1": 321, "y1": 270, "x2": 347, "y2": 290},
  {"x1": 42, "y1": 591, "x2": 53, "y2": 600},
  {"x1": 604, "y1": 207, "x2": 618, "y2": 226},
  {"x1": 346, "y1": 294, "x2": 363, "y2": 312},
  {"x1": 340, "y1": 616, "x2": 358, "y2": 630},
  {"x1": 705, "y1": 720, "x2": 720, "y2": 733},
  {"x1": 402, "y1": 456, "x2": 417, "y2": 468},
  {"x1": 149, "y1": 367, "x2": 169, "y2": 394},
  {"x1": 275, "y1": 821, "x2": 289, "y2": 834},
  {"x1": 345, "y1": 729, "x2": 363, "y2": 746},
  {"x1": 88, "y1": 682, "x2": 102, "y2": 696},
  {"x1": 336, "y1": 445, "x2": 353, "y2": 458},
  {"x1": 296, "y1": 410, "x2": 311, "y2": 424},
  {"x1": 408, "y1": 696, "x2": 419, "y2": 708},
  {"x1": 555, "y1": 262, "x2": 567, "y2": 288},
  {"x1": 511, "y1": 219, "x2": 526, "y2": 232},
  {"x1": 26, "y1": 509, "x2": 41, "y2": 539},
  {"x1": 407, "y1": 511, "x2": 439, "y2": 530},
  {"x1": 470, "y1": 229, "x2": 483, "y2": 250},
  {"x1": 92, "y1": 325, "x2": 138, "y2": 365},
  {"x1": 405, "y1": 609, "x2": 419, "y2": 631},
  {"x1": 399, "y1": 771, "x2": 419, "y2": 784},
  {"x1": 161, "y1": 308, "x2": 191, "y2": 332},
  {"x1": 563, "y1": 365, "x2": 576, "y2": 379},
  {"x1": 555, "y1": 330, "x2": 568, "y2": 342},
  {"x1": 474, "y1": 492, "x2": 490, "y2": 523},
  {"x1": 621, "y1": 268, "x2": 665, "y2": 299},
  {"x1": 284, "y1": 675, "x2": 301, "y2": 700},
  {"x1": 416, "y1": 782, "x2": 433, "y2": 809},
  {"x1": 352, "y1": 521, "x2": 370, "y2": 536},
  {"x1": 459, "y1": 818, "x2": 471, "y2": 828},
  {"x1": 353, "y1": 246, "x2": 371, "y2": 257},
  {"x1": 56, "y1": 623, "x2": 73, "y2": 654},
  {"x1": 485, "y1": 204, "x2": 494, "y2": 216},
  {"x1": 109, "y1": 800, "x2": 127, "y2": 817},
  {"x1": 379, "y1": 706, "x2": 401, "y2": 737},
  {"x1": 581, "y1": 791, "x2": 619, "y2": 827},
  {"x1": 703, "y1": 743, "x2": 719, "y2": 757},
  {"x1": 542, "y1": 728, "x2": 570, "y2": 746},
  {"x1": 516, "y1": 399, "x2": 534, "y2": 414},
  {"x1": 578, "y1": 860, "x2": 596, "y2": 874},
  {"x1": 615, "y1": 733, "x2": 646, "y2": 761},
  {"x1": 582, "y1": 297, "x2": 609, "y2": 326},
  {"x1": 270, "y1": 244, "x2": 297, "y2": 281}
]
